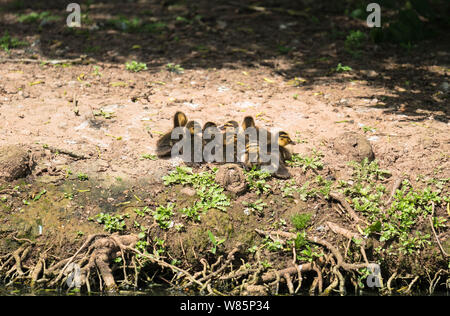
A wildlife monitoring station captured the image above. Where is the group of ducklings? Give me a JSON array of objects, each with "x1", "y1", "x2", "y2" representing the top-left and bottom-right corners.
[{"x1": 156, "y1": 111, "x2": 296, "y2": 178}]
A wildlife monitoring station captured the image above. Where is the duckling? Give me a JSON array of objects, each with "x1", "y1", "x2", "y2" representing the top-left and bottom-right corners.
[
  {"x1": 202, "y1": 121, "x2": 222, "y2": 162},
  {"x1": 270, "y1": 131, "x2": 296, "y2": 178},
  {"x1": 241, "y1": 116, "x2": 269, "y2": 169},
  {"x1": 156, "y1": 111, "x2": 188, "y2": 157},
  {"x1": 202, "y1": 121, "x2": 219, "y2": 142},
  {"x1": 276, "y1": 131, "x2": 296, "y2": 162},
  {"x1": 242, "y1": 124, "x2": 295, "y2": 177},
  {"x1": 185, "y1": 120, "x2": 203, "y2": 162},
  {"x1": 242, "y1": 116, "x2": 256, "y2": 130},
  {"x1": 220, "y1": 120, "x2": 239, "y2": 163}
]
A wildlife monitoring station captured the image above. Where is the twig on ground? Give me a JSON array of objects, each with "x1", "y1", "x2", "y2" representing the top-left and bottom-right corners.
[
  {"x1": 329, "y1": 192, "x2": 367, "y2": 224},
  {"x1": 429, "y1": 202, "x2": 449, "y2": 258}
]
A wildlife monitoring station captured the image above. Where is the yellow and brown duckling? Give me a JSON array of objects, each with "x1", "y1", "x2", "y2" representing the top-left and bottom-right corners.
[
  {"x1": 241, "y1": 116, "x2": 269, "y2": 170},
  {"x1": 269, "y1": 131, "x2": 295, "y2": 179},
  {"x1": 202, "y1": 121, "x2": 222, "y2": 162},
  {"x1": 185, "y1": 120, "x2": 203, "y2": 162},
  {"x1": 220, "y1": 120, "x2": 239, "y2": 163},
  {"x1": 277, "y1": 131, "x2": 296, "y2": 162},
  {"x1": 156, "y1": 111, "x2": 188, "y2": 157}
]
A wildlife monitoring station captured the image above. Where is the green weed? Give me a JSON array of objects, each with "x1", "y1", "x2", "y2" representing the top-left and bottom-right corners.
[
  {"x1": 208, "y1": 230, "x2": 226, "y2": 255},
  {"x1": 334, "y1": 63, "x2": 353, "y2": 73},
  {"x1": 245, "y1": 167, "x2": 272, "y2": 195},
  {"x1": 242, "y1": 199, "x2": 267, "y2": 216},
  {"x1": 152, "y1": 203, "x2": 174, "y2": 230},
  {"x1": 291, "y1": 213, "x2": 312, "y2": 231},
  {"x1": 286, "y1": 150, "x2": 323, "y2": 172},
  {"x1": 126, "y1": 61, "x2": 147, "y2": 72},
  {"x1": 0, "y1": 32, "x2": 27, "y2": 52},
  {"x1": 95, "y1": 212, "x2": 129, "y2": 232},
  {"x1": 165, "y1": 63, "x2": 184, "y2": 74},
  {"x1": 345, "y1": 30, "x2": 367, "y2": 57},
  {"x1": 77, "y1": 173, "x2": 89, "y2": 181},
  {"x1": 163, "y1": 167, "x2": 230, "y2": 221}
]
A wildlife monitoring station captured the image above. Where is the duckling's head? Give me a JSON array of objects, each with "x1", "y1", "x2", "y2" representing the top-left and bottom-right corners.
[
  {"x1": 220, "y1": 120, "x2": 239, "y2": 132},
  {"x1": 173, "y1": 111, "x2": 188, "y2": 128},
  {"x1": 186, "y1": 120, "x2": 201, "y2": 135},
  {"x1": 202, "y1": 121, "x2": 218, "y2": 132},
  {"x1": 242, "y1": 116, "x2": 256, "y2": 130},
  {"x1": 278, "y1": 131, "x2": 296, "y2": 147}
]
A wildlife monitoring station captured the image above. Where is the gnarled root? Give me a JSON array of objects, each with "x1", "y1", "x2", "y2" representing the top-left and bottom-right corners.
[{"x1": 47, "y1": 233, "x2": 139, "y2": 292}]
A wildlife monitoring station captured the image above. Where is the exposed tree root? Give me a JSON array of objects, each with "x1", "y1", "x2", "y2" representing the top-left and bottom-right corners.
[{"x1": 0, "y1": 228, "x2": 447, "y2": 295}]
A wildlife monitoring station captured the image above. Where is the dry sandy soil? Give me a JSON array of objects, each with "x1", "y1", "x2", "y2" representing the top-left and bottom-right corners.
[{"x1": 0, "y1": 0, "x2": 448, "y2": 295}]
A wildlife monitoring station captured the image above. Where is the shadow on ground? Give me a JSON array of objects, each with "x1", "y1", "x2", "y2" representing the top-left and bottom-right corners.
[{"x1": 0, "y1": 0, "x2": 449, "y2": 121}]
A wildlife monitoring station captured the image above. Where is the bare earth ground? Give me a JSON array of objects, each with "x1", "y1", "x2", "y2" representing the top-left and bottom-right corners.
[{"x1": 0, "y1": 1, "x2": 449, "y2": 295}]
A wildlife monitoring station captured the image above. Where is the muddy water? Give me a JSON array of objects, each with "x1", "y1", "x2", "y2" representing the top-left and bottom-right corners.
[{"x1": 0, "y1": 284, "x2": 172, "y2": 296}]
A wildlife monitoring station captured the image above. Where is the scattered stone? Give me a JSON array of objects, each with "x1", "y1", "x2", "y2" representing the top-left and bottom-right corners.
[
  {"x1": 182, "y1": 102, "x2": 200, "y2": 109},
  {"x1": 217, "y1": 86, "x2": 229, "y2": 92},
  {"x1": 332, "y1": 132, "x2": 375, "y2": 162},
  {"x1": 235, "y1": 101, "x2": 259, "y2": 109},
  {"x1": 0, "y1": 145, "x2": 33, "y2": 181}
]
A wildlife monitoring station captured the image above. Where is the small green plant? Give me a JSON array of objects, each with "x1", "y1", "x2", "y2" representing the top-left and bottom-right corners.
[
  {"x1": 77, "y1": 173, "x2": 89, "y2": 181},
  {"x1": 0, "y1": 32, "x2": 27, "y2": 52},
  {"x1": 242, "y1": 199, "x2": 267, "y2": 216},
  {"x1": 126, "y1": 61, "x2": 147, "y2": 72},
  {"x1": 362, "y1": 125, "x2": 376, "y2": 133},
  {"x1": 92, "y1": 65, "x2": 102, "y2": 77},
  {"x1": 135, "y1": 239, "x2": 150, "y2": 259},
  {"x1": 17, "y1": 11, "x2": 60, "y2": 24},
  {"x1": 163, "y1": 167, "x2": 230, "y2": 221},
  {"x1": 93, "y1": 109, "x2": 114, "y2": 119},
  {"x1": 152, "y1": 203, "x2": 174, "y2": 229},
  {"x1": 33, "y1": 189, "x2": 47, "y2": 201},
  {"x1": 287, "y1": 151, "x2": 323, "y2": 171},
  {"x1": 208, "y1": 230, "x2": 226, "y2": 255},
  {"x1": 142, "y1": 21, "x2": 167, "y2": 34},
  {"x1": 345, "y1": 30, "x2": 366, "y2": 57},
  {"x1": 277, "y1": 45, "x2": 292, "y2": 54},
  {"x1": 264, "y1": 237, "x2": 284, "y2": 252},
  {"x1": 260, "y1": 260, "x2": 272, "y2": 269},
  {"x1": 107, "y1": 16, "x2": 142, "y2": 32},
  {"x1": 165, "y1": 63, "x2": 184, "y2": 74},
  {"x1": 180, "y1": 204, "x2": 202, "y2": 222},
  {"x1": 141, "y1": 154, "x2": 157, "y2": 160},
  {"x1": 334, "y1": 63, "x2": 352, "y2": 73},
  {"x1": 134, "y1": 206, "x2": 150, "y2": 217},
  {"x1": 174, "y1": 223, "x2": 185, "y2": 232},
  {"x1": 153, "y1": 237, "x2": 165, "y2": 256},
  {"x1": 292, "y1": 232, "x2": 323, "y2": 262},
  {"x1": 315, "y1": 175, "x2": 333, "y2": 199},
  {"x1": 291, "y1": 213, "x2": 312, "y2": 231},
  {"x1": 95, "y1": 212, "x2": 129, "y2": 232},
  {"x1": 298, "y1": 181, "x2": 317, "y2": 201},
  {"x1": 349, "y1": 158, "x2": 391, "y2": 183},
  {"x1": 281, "y1": 180, "x2": 297, "y2": 198},
  {"x1": 245, "y1": 167, "x2": 272, "y2": 195}
]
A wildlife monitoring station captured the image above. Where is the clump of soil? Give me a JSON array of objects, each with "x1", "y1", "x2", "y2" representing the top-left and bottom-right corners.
[
  {"x1": 0, "y1": 145, "x2": 33, "y2": 182},
  {"x1": 332, "y1": 132, "x2": 375, "y2": 163},
  {"x1": 215, "y1": 164, "x2": 247, "y2": 195}
]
